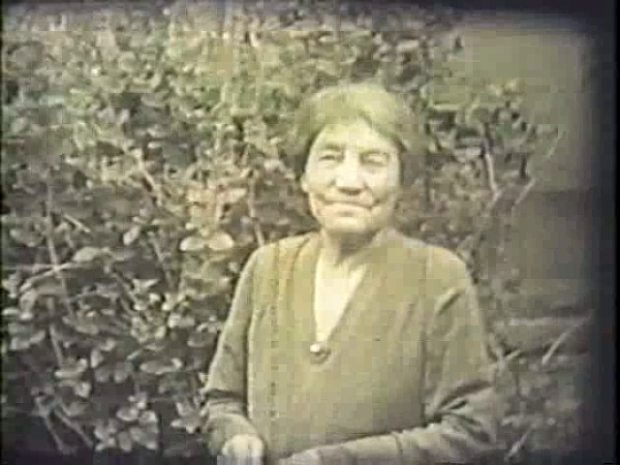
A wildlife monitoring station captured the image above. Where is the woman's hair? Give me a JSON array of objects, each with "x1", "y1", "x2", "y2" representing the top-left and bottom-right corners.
[{"x1": 286, "y1": 81, "x2": 425, "y2": 186}]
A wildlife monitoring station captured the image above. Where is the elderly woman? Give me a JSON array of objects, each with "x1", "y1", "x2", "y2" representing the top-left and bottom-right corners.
[{"x1": 203, "y1": 82, "x2": 499, "y2": 465}]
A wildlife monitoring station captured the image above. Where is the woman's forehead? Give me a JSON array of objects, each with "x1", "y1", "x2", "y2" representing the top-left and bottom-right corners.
[{"x1": 312, "y1": 120, "x2": 399, "y2": 153}]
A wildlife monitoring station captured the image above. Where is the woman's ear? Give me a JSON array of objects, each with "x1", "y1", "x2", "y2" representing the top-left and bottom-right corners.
[{"x1": 300, "y1": 174, "x2": 309, "y2": 193}]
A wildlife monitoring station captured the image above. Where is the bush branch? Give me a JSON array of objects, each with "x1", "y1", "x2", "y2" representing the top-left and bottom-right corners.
[
  {"x1": 481, "y1": 128, "x2": 499, "y2": 200},
  {"x1": 247, "y1": 176, "x2": 266, "y2": 247},
  {"x1": 44, "y1": 182, "x2": 76, "y2": 319},
  {"x1": 48, "y1": 323, "x2": 65, "y2": 367},
  {"x1": 541, "y1": 315, "x2": 590, "y2": 367},
  {"x1": 54, "y1": 409, "x2": 93, "y2": 448},
  {"x1": 147, "y1": 232, "x2": 174, "y2": 288},
  {"x1": 37, "y1": 408, "x2": 73, "y2": 455},
  {"x1": 62, "y1": 214, "x2": 91, "y2": 233},
  {"x1": 505, "y1": 422, "x2": 536, "y2": 462},
  {"x1": 20, "y1": 263, "x2": 83, "y2": 291},
  {"x1": 130, "y1": 148, "x2": 164, "y2": 206},
  {"x1": 512, "y1": 128, "x2": 565, "y2": 210}
]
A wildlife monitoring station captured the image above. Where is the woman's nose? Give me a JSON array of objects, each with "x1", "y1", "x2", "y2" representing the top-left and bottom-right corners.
[{"x1": 334, "y1": 154, "x2": 364, "y2": 191}]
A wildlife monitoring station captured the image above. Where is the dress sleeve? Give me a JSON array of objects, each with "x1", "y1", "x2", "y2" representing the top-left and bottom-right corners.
[
  {"x1": 202, "y1": 248, "x2": 264, "y2": 456},
  {"x1": 297, "y1": 247, "x2": 501, "y2": 465}
]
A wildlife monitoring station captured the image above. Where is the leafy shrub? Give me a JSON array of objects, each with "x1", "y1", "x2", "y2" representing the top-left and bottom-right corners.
[{"x1": 2, "y1": 1, "x2": 560, "y2": 460}]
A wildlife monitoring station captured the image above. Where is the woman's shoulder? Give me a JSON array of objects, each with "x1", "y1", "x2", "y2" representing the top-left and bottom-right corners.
[
  {"x1": 250, "y1": 232, "x2": 318, "y2": 265},
  {"x1": 394, "y1": 232, "x2": 469, "y2": 276}
]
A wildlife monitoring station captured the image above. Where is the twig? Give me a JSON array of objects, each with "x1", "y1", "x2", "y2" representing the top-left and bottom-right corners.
[
  {"x1": 54, "y1": 409, "x2": 94, "y2": 448},
  {"x1": 44, "y1": 182, "x2": 76, "y2": 319},
  {"x1": 512, "y1": 128, "x2": 565, "y2": 210},
  {"x1": 541, "y1": 315, "x2": 589, "y2": 367},
  {"x1": 147, "y1": 232, "x2": 174, "y2": 288},
  {"x1": 251, "y1": 26, "x2": 265, "y2": 115},
  {"x1": 3, "y1": 404, "x2": 37, "y2": 415},
  {"x1": 48, "y1": 323, "x2": 65, "y2": 367},
  {"x1": 505, "y1": 421, "x2": 537, "y2": 462},
  {"x1": 217, "y1": 0, "x2": 237, "y2": 105},
  {"x1": 481, "y1": 128, "x2": 499, "y2": 200},
  {"x1": 62, "y1": 214, "x2": 91, "y2": 233},
  {"x1": 37, "y1": 408, "x2": 73, "y2": 454},
  {"x1": 482, "y1": 141, "x2": 499, "y2": 200},
  {"x1": 127, "y1": 147, "x2": 164, "y2": 206},
  {"x1": 490, "y1": 344, "x2": 523, "y2": 374},
  {"x1": 221, "y1": 0, "x2": 235, "y2": 42},
  {"x1": 247, "y1": 176, "x2": 266, "y2": 247},
  {"x1": 110, "y1": 270, "x2": 140, "y2": 307},
  {"x1": 20, "y1": 263, "x2": 82, "y2": 291},
  {"x1": 456, "y1": 188, "x2": 504, "y2": 252}
]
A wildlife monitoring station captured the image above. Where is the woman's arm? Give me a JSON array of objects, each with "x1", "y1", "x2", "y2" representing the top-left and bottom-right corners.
[
  {"x1": 281, "y1": 248, "x2": 501, "y2": 465},
  {"x1": 202, "y1": 248, "x2": 264, "y2": 457}
]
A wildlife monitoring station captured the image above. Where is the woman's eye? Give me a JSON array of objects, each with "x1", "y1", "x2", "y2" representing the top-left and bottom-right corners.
[
  {"x1": 362, "y1": 152, "x2": 389, "y2": 166},
  {"x1": 319, "y1": 152, "x2": 340, "y2": 161}
]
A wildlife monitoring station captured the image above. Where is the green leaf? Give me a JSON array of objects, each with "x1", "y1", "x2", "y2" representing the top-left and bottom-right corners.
[
  {"x1": 94, "y1": 421, "x2": 111, "y2": 441},
  {"x1": 43, "y1": 94, "x2": 66, "y2": 106},
  {"x1": 179, "y1": 235, "x2": 206, "y2": 252},
  {"x1": 2, "y1": 274, "x2": 22, "y2": 298},
  {"x1": 9, "y1": 228, "x2": 41, "y2": 247},
  {"x1": 171, "y1": 414, "x2": 202, "y2": 433},
  {"x1": 99, "y1": 339, "x2": 118, "y2": 352},
  {"x1": 90, "y1": 349, "x2": 104, "y2": 368},
  {"x1": 9, "y1": 330, "x2": 46, "y2": 351},
  {"x1": 188, "y1": 330, "x2": 215, "y2": 348},
  {"x1": 72, "y1": 246, "x2": 104, "y2": 263},
  {"x1": 36, "y1": 281, "x2": 64, "y2": 298},
  {"x1": 62, "y1": 400, "x2": 87, "y2": 418},
  {"x1": 535, "y1": 124, "x2": 558, "y2": 136},
  {"x1": 10, "y1": 117, "x2": 28, "y2": 135},
  {"x1": 129, "y1": 425, "x2": 158, "y2": 449},
  {"x1": 430, "y1": 103, "x2": 461, "y2": 113},
  {"x1": 396, "y1": 40, "x2": 420, "y2": 54},
  {"x1": 118, "y1": 431, "x2": 134, "y2": 452},
  {"x1": 139, "y1": 358, "x2": 183, "y2": 375},
  {"x1": 114, "y1": 361, "x2": 132, "y2": 383},
  {"x1": 8, "y1": 321, "x2": 32, "y2": 336},
  {"x1": 95, "y1": 438, "x2": 117, "y2": 452},
  {"x1": 117, "y1": 406, "x2": 140, "y2": 422},
  {"x1": 206, "y1": 231, "x2": 235, "y2": 251},
  {"x1": 488, "y1": 84, "x2": 504, "y2": 97},
  {"x1": 55, "y1": 359, "x2": 88, "y2": 380},
  {"x1": 129, "y1": 392, "x2": 148, "y2": 409},
  {"x1": 139, "y1": 410, "x2": 158, "y2": 426},
  {"x1": 504, "y1": 78, "x2": 521, "y2": 93},
  {"x1": 34, "y1": 394, "x2": 56, "y2": 416},
  {"x1": 453, "y1": 147, "x2": 483, "y2": 162},
  {"x1": 219, "y1": 187, "x2": 247, "y2": 205},
  {"x1": 2, "y1": 306, "x2": 22, "y2": 319},
  {"x1": 314, "y1": 59, "x2": 340, "y2": 77},
  {"x1": 167, "y1": 313, "x2": 195, "y2": 329},
  {"x1": 174, "y1": 399, "x2": 194, "y2": 417},
  {"x1": 132, "y1": 278, "x2": 159, "y2": 293},
  {"x1": 123, "y1": 225, "x2": 142, "y2": 246},
  {"x1": 95, "y1": 365, "x2": 113, "y2": 383},
  {"x1": 74, "y1": 381, "x2": 92, "y2": 399},
  {"x1": 63, "y1": 315, "x2": 99, "y2": 336}
]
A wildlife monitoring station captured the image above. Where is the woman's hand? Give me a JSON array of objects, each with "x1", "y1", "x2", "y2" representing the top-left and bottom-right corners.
[
  {"x1": 277, "y1": 449, "x2": 322, "y2": 465},
  {"x1": 220, "y1": 434, "x2": 265, "y2": 465}
]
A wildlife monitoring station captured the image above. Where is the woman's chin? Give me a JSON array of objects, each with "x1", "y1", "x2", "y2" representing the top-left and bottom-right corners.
[{"x1": 321, "y1": 220, "x2": 378, "y2": 241}]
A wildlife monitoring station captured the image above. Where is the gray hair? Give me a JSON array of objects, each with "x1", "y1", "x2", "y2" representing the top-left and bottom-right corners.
[{"x1": 286, "y1": 82, "x2": 426, "y2": 186}]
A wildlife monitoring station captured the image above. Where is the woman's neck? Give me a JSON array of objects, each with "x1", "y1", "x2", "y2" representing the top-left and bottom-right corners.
[{"x1": 319, "y1": 227, "x2": 391, "y2": 270}]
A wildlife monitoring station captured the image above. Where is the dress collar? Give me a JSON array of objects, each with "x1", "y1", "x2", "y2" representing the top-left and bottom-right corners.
[{"x1": 317, "y1": 227, "x2": 397, "y2": 275}]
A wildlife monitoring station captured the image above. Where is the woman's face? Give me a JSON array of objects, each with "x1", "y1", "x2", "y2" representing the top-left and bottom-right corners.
[{"x1": 301, "y1": 119, "x2": 402, "y2": 242}]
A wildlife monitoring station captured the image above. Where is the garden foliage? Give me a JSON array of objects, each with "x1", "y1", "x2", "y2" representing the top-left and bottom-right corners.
[{"x1": 2, "y1": 1, "x2": 559, "y2": 460}]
